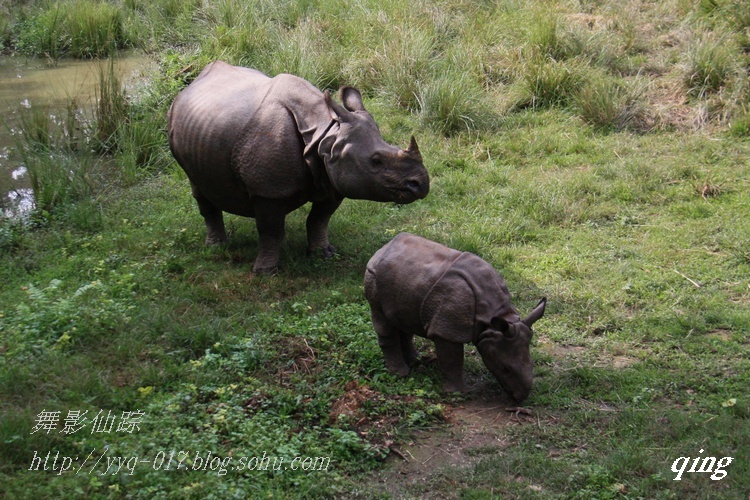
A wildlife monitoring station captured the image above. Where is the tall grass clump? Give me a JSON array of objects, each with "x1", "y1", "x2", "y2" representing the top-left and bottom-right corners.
[
  {"x1": 123, "y1": 0, "x2": 201, "y2": 50},
  {"x1": 11, "y1": 0, "x2": 127, "y2": 59},
  {"x1": 66, "y1": 0, "x2": 126, "y2": 58},
  {"x1": 683, "y1": 33, "x2": 737, "y2": 97},
  {"x1": 94, "y1": 59, "x2": 129, "y2": 152},
  {"x1": 117, "y1": 118, "x2": 170, "y2": 184},
  {"x1": 348, "y1": 24, "x2": 436, "y2": 109},
  {"x1": 516, "y1": 56, "x2": 584, "y2": 109},
  {"x1": 574, "y1": 74, "x2": 649, "y2": 131},
  {"x1": 527, "y1": 13, "x2": 581, "y2": 61},
  {"x1": 255, "y1": 20, "x2": 342, "y2": 91},
  {"x1": 25, "y1": 153, "x2": 94, "y2": 213},
  {"x1": 12, "y1": 3, "x2": 67, "y2": 59},
  {"x1": 416, "y1": 70, "x2": 499, "y2": 136},
  {"x1": 14, "y1": 106, "x2": 93, "y2": 212},
  {"x1": 10, "y1": 60, "x2": 139, "y2": 211},
  {"x1": 728, "y1": 0, "x2": 750, "y2": 30}
]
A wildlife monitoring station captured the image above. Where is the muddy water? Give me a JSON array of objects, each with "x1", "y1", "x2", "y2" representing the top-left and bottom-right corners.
[{"x1": 0, "y1": 53, "x2": 153, "y2": 218}]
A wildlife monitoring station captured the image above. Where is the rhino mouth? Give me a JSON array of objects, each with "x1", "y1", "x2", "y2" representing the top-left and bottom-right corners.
[
  {"x1": 396, "y1": 180, "x2": 429, "y2": 203},
  {"x1": 476, "y1": 330, "x2": 493, "y2": 345}
]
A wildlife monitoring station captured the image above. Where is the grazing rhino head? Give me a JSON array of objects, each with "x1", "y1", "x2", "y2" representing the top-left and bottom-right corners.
[
  {"x1": 476, "y1": 298, "x2": 547, "y2": 402},
  {"x1": 320, "y1": 87, "x2": 429, "y2": 203}
]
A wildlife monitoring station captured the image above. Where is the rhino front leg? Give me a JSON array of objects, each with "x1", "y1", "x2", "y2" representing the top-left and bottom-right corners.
[
  {"x1": 306, "y1": 197, "x2": 342, "y2": 258},
  {"x1": 370, "y1": 306, "x2": 410, "y2": 377},
  {"x1": 433, "y1": 338, "x2": 467, "y2": 393},
  {"x1": 191, "y1": 183, "x2": 226, "y2": 245},
  {"x1": 253, "y1": 198, "x2": 286, "y2": 275}
]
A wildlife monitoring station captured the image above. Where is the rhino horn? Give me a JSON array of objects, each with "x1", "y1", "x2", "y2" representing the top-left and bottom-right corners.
[
  {"x1": 405, "y1": 135, "x2": 422, "y2": 159},
  {"x1": 324, "y1": 90, "x2": 351, "y2": 123}
]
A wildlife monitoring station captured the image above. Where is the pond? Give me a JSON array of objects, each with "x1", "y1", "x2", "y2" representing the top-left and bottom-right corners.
[{"x1": 0, "y1": 53, "x2": 154, "y2": 219}]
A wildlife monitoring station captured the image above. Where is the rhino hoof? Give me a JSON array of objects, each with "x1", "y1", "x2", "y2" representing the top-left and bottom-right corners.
[
  {"x1": 442, "y1": 381, "x2": 469, "y2": 394},
  {"x1": 252, "y1": 263, "x2": 280, "y2": 276},
  {"x1": 387, "y1": 364, "x2": 410, "y2": 377},
  {"x1": 308, "y1": 244, "x2": 337, "y2": 259},
  {"x1": 205, "y1": 235, "x2": 228, "y2": 246}
]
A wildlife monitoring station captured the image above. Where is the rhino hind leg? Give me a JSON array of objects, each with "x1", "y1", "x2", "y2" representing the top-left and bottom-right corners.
[
  {"x1": 432, "y1": 338, "x2": 467, "y2": 393},
  {"x1": 306, "y1": 198, "x2": 342, "y2": 259},
  {"x1": 191, "y1": 183, "x2": 227, "y2": 245}
]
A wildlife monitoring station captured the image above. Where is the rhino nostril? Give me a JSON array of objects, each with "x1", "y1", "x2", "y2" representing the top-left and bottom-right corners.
[{"x1": 405, "y1": 180, "x2": 426, "y2": 197}]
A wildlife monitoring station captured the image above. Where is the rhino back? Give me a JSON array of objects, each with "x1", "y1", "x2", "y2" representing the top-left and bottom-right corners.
[
  {"x1": 168, "y1": 62, "x2": 328, "y2": 216},
  {"x1": 366, "y1": 233, "x2": 462, "y2": 334}
]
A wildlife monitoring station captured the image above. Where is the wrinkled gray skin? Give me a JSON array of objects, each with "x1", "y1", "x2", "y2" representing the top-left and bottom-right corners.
[
  {"x1": 364, "y1": 233, "x2": 546, "y2": 402},
  {"x1": 168, "y1": 61, "x2": 429, "y2": 274}
]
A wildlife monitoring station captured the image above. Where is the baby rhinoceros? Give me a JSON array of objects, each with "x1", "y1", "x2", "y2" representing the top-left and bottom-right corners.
[{"x1": 364, "y1": 233, "x2": 546, "y2": 402}]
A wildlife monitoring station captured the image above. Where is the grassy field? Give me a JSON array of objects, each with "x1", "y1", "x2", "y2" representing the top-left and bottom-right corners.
[{"x1": 1, "y1": 0, "x2": 749, "y2": 497}]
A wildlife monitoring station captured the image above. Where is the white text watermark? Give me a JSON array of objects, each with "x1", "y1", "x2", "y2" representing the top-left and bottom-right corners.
[{"x1": 671, "y1": 449, "x2": 733, "y2": 481}]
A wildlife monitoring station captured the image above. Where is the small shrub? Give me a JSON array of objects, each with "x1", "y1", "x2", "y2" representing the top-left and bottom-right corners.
[{"x1": 0, "y1": 219, "x2": 22, "y2": 253}]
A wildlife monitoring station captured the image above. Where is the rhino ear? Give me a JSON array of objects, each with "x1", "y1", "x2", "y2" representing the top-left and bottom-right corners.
[
  {"x1": 490, "y1": 315, "x2": 512, "y2": 338},
  {"x1": 324, "y1": 90, "x2": 351, "y2": 123},
  {"x1": 522, "y1": 298, "x2": 547, "y2": 329},
  {"x1": 340, "y1": 86, "x2": 366, "y2": 112}
]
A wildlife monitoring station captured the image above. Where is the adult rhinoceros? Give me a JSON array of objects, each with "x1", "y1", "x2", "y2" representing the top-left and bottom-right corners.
[{"x1": 168, "y1": 61, "x2": 430, "y2": 274}]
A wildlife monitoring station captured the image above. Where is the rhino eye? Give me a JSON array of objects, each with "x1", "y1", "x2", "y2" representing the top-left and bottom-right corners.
[{"x1": 370, "y1": 154, "x2": 384, "y2": 168}]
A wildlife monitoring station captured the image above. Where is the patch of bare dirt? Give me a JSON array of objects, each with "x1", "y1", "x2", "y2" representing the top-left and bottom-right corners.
[
  {"x1": 707, "y1": 329, "x2": 732, "y2": 341},
  {"x1": 366, "y1": 395, "x2": 536, "y2": 498},
  {"x1": 329, "y1": 381, "x2": 417, "y2": 443},
  {"x1": 610, "y1": 356, "x2": 637, "y2": 369},
  {"x1": 538, "y1": 342, "x2": 638, "y2": 369}
]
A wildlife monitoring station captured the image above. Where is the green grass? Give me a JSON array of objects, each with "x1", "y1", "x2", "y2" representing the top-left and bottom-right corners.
[
  {"x1": 11, "y1": 0, "x2": 128, "y2": 59},
  {"x1": 2, "y1": 0, "x2": 750, "y2": 497}
]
